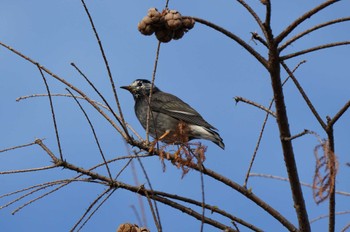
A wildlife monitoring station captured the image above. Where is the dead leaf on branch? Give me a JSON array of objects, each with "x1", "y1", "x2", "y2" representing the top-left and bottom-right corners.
[{"x1": 313, "y1": 139, "x2": 338, "y2": 204}]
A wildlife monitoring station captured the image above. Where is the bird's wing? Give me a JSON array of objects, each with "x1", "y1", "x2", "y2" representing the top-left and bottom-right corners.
[{"x1": 150, "y1": 92, "x2": 217, "y2": 130}]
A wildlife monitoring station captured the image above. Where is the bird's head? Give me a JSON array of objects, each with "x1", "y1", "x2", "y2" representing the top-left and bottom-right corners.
[{"x1": 121, "y1": 79, "x2": 159, "y2": 99}]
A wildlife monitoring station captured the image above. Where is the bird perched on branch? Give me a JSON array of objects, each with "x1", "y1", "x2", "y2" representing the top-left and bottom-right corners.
[{"x1": 121, "y1": 79, "x2": 224, "y2": 149}]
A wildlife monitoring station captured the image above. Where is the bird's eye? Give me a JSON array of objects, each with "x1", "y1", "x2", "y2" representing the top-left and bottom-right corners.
[{"x1": 137, "y1": 82, "x2": 143, "y2": 87}]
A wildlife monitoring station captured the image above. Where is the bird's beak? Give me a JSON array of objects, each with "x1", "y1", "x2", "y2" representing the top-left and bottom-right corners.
[{"x1": 120, "y1": 85, "x2": 132, "y2": 92}]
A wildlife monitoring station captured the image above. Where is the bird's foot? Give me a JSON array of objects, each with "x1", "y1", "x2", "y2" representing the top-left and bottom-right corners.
[{"x1": 148, "y1": 130, "x2": 171, "y2": 153}]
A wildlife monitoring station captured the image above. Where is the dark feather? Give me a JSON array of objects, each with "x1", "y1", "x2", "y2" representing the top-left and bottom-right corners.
[{"x1": 150, "y1": 92, "x2": 216, "y2": 130}]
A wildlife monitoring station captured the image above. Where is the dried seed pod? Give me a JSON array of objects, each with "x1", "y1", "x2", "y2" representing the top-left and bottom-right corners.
[
  {"x1": 173, "y1": 29, "x2": 184, "y2": 40},
  {"x1": 137, "y1": 17, "x2": 155, "y2": 35},
  {"x1": 138, "y1": 16, "x2": 156, "y2": 35},
  {"x1": 155, "y1": 29, "x2": 173, "y2": 43},
  {"x1": 164, "y1": 10, "x2": 182, "y2": 30},
  {"x1": 182, "y1": 17, "x2": 195, "y2": 30},
  {"x1": 147, "y1": 8, "x2": 162, "y2": 24},
  {"x1": 116, "y1": 223, "x2": 138, "y2": 232},
  {"x1": 117, "y1": 223, "x2": 150, "y2": 232}
]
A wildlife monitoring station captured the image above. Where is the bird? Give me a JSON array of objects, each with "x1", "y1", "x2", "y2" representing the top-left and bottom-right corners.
[{"x1": 121, "y1": 79, "x2": 225, "y2": 149}]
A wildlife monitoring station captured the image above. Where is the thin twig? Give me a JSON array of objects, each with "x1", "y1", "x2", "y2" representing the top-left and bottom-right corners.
[
  {"x1": 342, "y1": 223, "x2": 350, "y2": 232},
  {"x1": 77, "y1": 189, "x2": 117, "y2": 232},
  {"x1": 12, "y1": 179, "x2": 75, "y2": 215},
  {"x1": 17, "y1": 92, "x2": 143, "y2": 141},
  {"x1": 0, "y1": 180, "x2": 65, "y2": 210},
  {"x1": 142, "y1": 186, "x2": 161, "y2": 232},
  {"x1": 311, "y1": 211, "x2": 350, "y2": 227},
  {"x1": 130, "y1": 205, "x2": 143, "y2": 227},
  {"x1": 0, "y1": 165, "x2": 57, "y2": 175},
  {"x1": 35, "y1": 139, "x2": 59, "y2": 162},
  {"x1": 17, "y1": 93, "x2": 109, "y2": 110},
  {"x1": 249, "y1": 173, "x2": 350, "y2": 196},
  {"x1": 279, "y1": 16, "x2": 350, "y2": 52},
  {"x1": 328, "y1": 100, "x2": 350, "y2": 127},
  {"x1": 243, "y1": 99, "x2": 273, "y2": 188},
  {"x1": 198, "y1": 158, "x2": 206, "y2": 232},
  {"x1": 281, "y1": 41, "x2": 350, "y2": 60},
  {"x1": 36, "y1": 65, "x2": 64, "y2": 160},
  {"x1": 130, "y1": 159, "x2": 148, "y2": 228},
  {"x1": 241, "y1": 59, "x2": 306, "y2": 188},
  {"x1": 276, "y1": 0, "x2": 341, "y2": 44},
  {"x1": 282, "y1": 129, "x2": 311, "y2": 141},
  {"x1": 251, "y1": 32, "x2": 268, "y2": 48},
  {"x1": 234, "y1": 96, "x2": 276, "y2": 117},
  {"x1": 0, "y1": 141, "x2": 36, "y2": 153},
  {"x1": 146, "y1": 41, "x2": 162, "y2": 143},
  {"x1": 66, "y1": 88, "x2": 113, "y2": 180},
  {"x1": 235, "y1": 0, "x2": 267, "y2": 39},
  {"x1": 281, "y1": 61, "x2": 327, "y2": 130},
  {"x1": 70, "y1": 63, "x2": 131, "y2": 141},
  {"x1": 0, "y1": 41, "x2": 126, "y2": 139},
  {"x1": 71, "y1": 187, "x2": 112, "y2": 231},
  {"x1": 152, "y1": 190, "x2": 262, "y2": 232},
  {"x1": 135, "y1": 152, "x2": 162, "y2": 231},
  {"x1": 80, "y1": 0, "x2": 127, "y2": 134},
  {"x1": 117, "y1": 160, "x2": 134, "y2": 183},
  {"x1": 191, "y1": 17, "x2": 268, "y2": 69}
]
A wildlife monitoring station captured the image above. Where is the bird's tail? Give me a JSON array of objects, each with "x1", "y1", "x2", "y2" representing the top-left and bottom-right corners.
[
  {"x1": 208, "y1": 129, "x2": 225, "y2": 150},
  {"x1": 189, "y1": 125, "x2": 225, "y2": 149}
]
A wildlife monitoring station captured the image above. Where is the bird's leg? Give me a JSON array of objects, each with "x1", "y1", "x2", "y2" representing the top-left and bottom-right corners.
[{"x1": 148, "y1": 130, "x2": 171, "y2": 153}]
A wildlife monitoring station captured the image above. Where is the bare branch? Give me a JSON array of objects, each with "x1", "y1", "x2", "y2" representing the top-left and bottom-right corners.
[
  {"x1": 281, "y1": 41, "x2": 350, "y2": 60},
  {"x1": 16, "y1": 92, "x2": 143, "y2": 141},
  {"x1": 310, "y1": 211, "x2": 350, "y2": 224},
  {"x1": 36, "y1": 65, "x2": 64, "y2": 160},
  {"x1": 146, "y1": 41, "x2": 162, "y2": 143},
  {"x1": 80, "y1": 0, "x2": 127, "y2": 132},
  {"x1": 77, "y1": 189, "x2": 116, "y2": 231},
  {"x1": 66, "y1": 88, "x2": 113, "y2": 180},
  {"x1": 0, "y1": 41, "x2": 127, "y2": 139},
  {"x1": 234, "y1": 96, "x2": 276, "y2": 117},
  {"x1": 0, "y1": 141, "x2": 36, "y2": 153},
  {"x1": 134, "y1": 152, "x2": 162, "y2": 230},
  {"x1": 276, "y1": 0, "x2": 341, "y2": 44},
  {"x1": 243, "y1": 99, "x2": 274, "y2": 188},
  {"x1": 243, "y1": 60, "x2": 306, "y2": 188},
  {"x1": 328, "y1": 100, "x2": 350, "y2": 127},
  {"x1": 282, "y1": 129, "x2": 311, "y2": 141},
  {"x1": 264, "y1": 0, "x2": 271, "y2": 27},
  {"x1": 251, "y1": 32, "x2": 268, "y2": 48},
  {"x1": 249, "y1": 173, "x2": 350, "y2": 197},
  {"x1": 280, "y1": 61, "x2": 327, "y2": 130},
  {"x1": 71, "y1": 187, "x2": 113, "y2": 231},
  {"x1": 235, "y1": 0, "x2": 266, "y2": 39},
  {"x1": 191, "y1": 17, "x2": 268, "y2": 69},
  {"x1": 35, "y1": 139, "x2": 59, "y2": 162},
  {"x1": 151, "y1": 190, "x2": 263, "y2": 232},
  {"x1": 0, "y1": 165, "x2": 57, "y2": 175},
  {"x1": 279, "y1": 17, "x2": 350, "y2": 52},
  {"x1": 17, "y1": 93, "x2": 108, "y2": 110},
  {"x1": 70, "y1": 63, "x2": 132, "y2": 140}
]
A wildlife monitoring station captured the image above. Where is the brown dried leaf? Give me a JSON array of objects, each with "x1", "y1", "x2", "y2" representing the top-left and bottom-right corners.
[{"x1": 313, "y1": 140, "x2": 338, "y2": 204}]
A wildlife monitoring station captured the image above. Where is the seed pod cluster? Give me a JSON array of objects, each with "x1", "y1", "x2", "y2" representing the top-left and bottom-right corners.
[
  {"x1": 138, "y1": 8, "x2": 195, "y2": 43},
  {"x1": 117, "y1": 223, "x2": 150, "y2": 232}
]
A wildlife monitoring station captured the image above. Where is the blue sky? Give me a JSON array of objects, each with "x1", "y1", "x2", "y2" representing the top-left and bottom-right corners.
[{"x1": 1, "y1": 1, "x2": 350, "y2": 231}]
